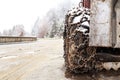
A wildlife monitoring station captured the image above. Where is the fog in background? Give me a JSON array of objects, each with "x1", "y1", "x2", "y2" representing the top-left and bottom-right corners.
[{"x1": 0, "y1": 0, "x2": 81, "y2": 37}]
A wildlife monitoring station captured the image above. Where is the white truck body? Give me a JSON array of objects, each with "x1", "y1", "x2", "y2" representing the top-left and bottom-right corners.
[{"x1": 90, "y1": 0, "x2": 120, "y2": 48}]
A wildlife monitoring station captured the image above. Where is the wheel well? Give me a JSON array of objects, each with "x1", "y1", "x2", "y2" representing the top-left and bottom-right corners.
[{"x1": 96, "y1": 47, "x2": 120, "y2": 55}]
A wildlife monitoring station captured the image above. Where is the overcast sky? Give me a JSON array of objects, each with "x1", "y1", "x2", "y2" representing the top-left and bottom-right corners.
[{"x1": 0, "y1": 0, "x2": 80, "y2": 33}]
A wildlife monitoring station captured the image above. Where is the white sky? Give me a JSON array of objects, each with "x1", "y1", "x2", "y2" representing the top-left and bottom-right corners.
[
  {"x1": 0, "y1": 0, "x2": 80, "y2": 33},
  {"x1": 0, "y1": 0, "x2": 65, "y2": 33}
]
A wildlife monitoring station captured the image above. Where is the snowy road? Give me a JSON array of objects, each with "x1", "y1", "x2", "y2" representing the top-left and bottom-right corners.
[
  {"x1": 0, "y1": 39, "x2": 120, "y2": 80},
  {"x1": 0, "y1": 39, "x2": 68, "y2": 80}
]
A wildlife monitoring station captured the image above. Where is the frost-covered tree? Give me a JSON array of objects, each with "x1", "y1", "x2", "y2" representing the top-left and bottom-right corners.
[
  {"x1": 2, "y1": 25, "x2": 26, "y2": 36},
  {"x1": 32, "y1": 17, "x2": 41, "y2": 37},
  {"x1": 11, "y1": 24, "x2": 25, "y2": 36},
  {"x1": 3, "y1": 30, "x2": 9, "y2": 36},
  {"x1": 32, "y1": 17, "x2": 49, "y2": 38},
  {"x1": 32, "y1": 0, "x2": 80, "y2": 38},
  {"x1": 44, "y1": 1, "x2": 72, "y2": 38}
]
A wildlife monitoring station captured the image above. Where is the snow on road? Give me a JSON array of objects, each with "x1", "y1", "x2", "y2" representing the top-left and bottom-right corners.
[
  {"x1": 0, "y1": 39, "x2": 120, "y2": 80},
  {"x1": 0, "y1": 39, "x2": 69, "y2": 80}
]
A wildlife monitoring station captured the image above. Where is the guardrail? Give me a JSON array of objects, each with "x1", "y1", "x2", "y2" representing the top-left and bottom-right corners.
[{"x1": 0, "y1": 36, "x2": 37, "y2": 43}]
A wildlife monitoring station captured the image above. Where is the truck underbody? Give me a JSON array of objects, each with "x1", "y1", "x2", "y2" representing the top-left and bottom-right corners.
[{"x1": 64, "y1": 0, "x2": 120, "y2": 73}]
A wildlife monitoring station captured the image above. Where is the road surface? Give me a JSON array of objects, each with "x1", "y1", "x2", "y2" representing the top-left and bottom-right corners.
[
  {"x1": 0, "y1": 39, "x2": 120, "y2": 80},
  {"x1": 0, "y1": 39, "x2": 67, "y2": 80}
]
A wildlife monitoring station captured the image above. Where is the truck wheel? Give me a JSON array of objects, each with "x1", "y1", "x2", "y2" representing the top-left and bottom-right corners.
[{"x1": 64, "y1": 7, "x2": 96, "y2": 73}]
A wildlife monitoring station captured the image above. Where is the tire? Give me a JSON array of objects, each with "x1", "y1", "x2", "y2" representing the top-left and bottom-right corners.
[{"x1": 64, "y1": 7, "x2": 96, "y2": 73}]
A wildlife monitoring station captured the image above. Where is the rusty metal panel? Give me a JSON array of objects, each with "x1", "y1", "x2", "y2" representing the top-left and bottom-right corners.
[
  {"x1": 89, "y1": 0, "x2": 113, "y2": 47},
  {"x1": 83, "y1": 0, "x2": 90, "y2": 8},
  {"x1": 115, "y1": 0, "x2": 120, "y2": 48}
]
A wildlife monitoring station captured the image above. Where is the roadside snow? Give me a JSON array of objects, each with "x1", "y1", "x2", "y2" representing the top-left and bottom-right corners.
[
  {"x1": 0, "y1": 51, "x2": 6, "y2": 54},
  {"x1": 1, "y1": 56, "x2": 18, "y2": 60}
]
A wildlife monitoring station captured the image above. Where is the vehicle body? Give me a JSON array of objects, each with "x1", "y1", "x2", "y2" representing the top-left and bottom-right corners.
[{"x1": 64, "y1": 0, "x2": 120, "y2": 73}]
